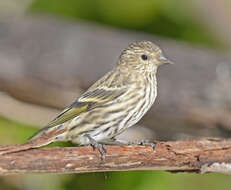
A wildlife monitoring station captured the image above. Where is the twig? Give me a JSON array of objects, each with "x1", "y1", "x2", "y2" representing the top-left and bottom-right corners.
[{"x1": 0, "y1": 139, "x2": 231, "y2": 175}]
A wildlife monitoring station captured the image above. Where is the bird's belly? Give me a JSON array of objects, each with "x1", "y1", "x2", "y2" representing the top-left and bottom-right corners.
[
  {"x1": 67, "y1": 106, "x2": 127, "y2": 144},
  {"x1": 68, "y1": 87, "x2": 156, "y2": 145},
  {"x1": 116, "y1": 84, "x2": 157, "y2": 133},
  {"x1": 119, "y1": 97, "x2": 154, "y2": 132}
]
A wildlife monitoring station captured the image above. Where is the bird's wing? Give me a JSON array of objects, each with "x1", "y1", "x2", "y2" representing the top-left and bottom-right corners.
[
  {"x1": 48, "y1": 87, "x2": 126, "y2": 128},
  {"x1": 29, "y1": 87, "x2": 126, "y2": 139}
]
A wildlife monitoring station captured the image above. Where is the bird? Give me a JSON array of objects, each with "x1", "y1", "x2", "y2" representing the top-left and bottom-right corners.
[{"x1": 0, "y1": 41, "x2": 172, "y2": 158}]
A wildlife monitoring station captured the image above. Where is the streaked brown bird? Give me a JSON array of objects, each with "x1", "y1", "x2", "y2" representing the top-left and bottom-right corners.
[{"x1": 0, "y1": 41, "x2": 172, "y2": 158}]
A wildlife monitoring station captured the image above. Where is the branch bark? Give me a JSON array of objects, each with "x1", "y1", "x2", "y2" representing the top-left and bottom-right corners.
[{"x1": 1, "y1": 139, "x2": 231, "y2": 175}]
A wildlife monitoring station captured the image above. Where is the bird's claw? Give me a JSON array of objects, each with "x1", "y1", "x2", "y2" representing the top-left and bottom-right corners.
[
  {"x1": 87, "y1": 135, "x2": 107, "y2": 160},
  {"x1": 90, "y1": 142, "x2": 107, "y2": 160}
]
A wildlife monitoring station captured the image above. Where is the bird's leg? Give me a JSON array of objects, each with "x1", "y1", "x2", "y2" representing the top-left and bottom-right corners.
[{"x1": 86, "y1": 135, "x2": 107, "y2": 160}]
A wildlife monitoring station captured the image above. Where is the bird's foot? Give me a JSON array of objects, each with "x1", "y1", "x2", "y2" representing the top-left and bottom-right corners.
[{"x1": 86, "y1": 135, "x2": 107, "y2": 160}]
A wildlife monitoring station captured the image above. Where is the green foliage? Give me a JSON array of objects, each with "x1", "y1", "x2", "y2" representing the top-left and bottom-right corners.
[{"x1": 29, "y1": 0, "x2": 222, "y2": 48}]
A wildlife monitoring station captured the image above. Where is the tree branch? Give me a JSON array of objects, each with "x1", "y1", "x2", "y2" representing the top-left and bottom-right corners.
[{"x1": 1, "y1": 139, "x2": 231, "y2": 175}]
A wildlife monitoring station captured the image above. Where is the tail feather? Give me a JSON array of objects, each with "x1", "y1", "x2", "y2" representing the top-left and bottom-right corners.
[
  {"x1": 0, "y1": 127, "x2": 68, "y2": 155},
  {"x1": 28, "y1": 125, "x2": 50, "y2": 140}
]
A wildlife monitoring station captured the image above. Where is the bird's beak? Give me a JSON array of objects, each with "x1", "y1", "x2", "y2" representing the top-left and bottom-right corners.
[{"x1": 157, "y1": 55, "x2": 174, "y2": 66}]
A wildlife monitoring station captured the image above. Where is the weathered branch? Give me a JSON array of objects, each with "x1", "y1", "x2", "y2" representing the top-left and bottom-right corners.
[{"x1": 1, "y1": 139, "x2": 231, "y2": 175}]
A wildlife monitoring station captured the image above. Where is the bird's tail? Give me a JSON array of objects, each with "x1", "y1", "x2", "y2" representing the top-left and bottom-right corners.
[{"x1": 0, "y1": 127, "x2": 68, "y2": 155}]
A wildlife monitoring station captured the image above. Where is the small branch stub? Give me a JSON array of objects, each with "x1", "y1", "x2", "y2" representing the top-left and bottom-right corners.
[{"x1": 0, "y1": 139, "x2": 231, "y2": 175}]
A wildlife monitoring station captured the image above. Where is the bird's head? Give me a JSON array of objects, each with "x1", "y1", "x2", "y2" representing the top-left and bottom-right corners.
[{"x1": 118, "y1": 41, "x2": 172, "y2": 73}]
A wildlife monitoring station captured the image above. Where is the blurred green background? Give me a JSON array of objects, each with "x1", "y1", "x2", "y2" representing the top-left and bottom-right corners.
[
  {"x1": 29, "y1": 0, "x2": 222, "y2": 48},
  {"x1": 0, "y1": 0, "x2": 231, "y2": 189}
]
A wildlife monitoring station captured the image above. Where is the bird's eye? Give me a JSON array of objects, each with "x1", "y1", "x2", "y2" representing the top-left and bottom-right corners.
[{"x1": 141, "y1": 54, "x2": 148, "y2": 61}]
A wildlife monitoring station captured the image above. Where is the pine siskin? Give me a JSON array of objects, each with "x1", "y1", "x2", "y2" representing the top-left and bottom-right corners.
[{"x1": 0, "y1": 41, "x2": 172, "y2": 158}]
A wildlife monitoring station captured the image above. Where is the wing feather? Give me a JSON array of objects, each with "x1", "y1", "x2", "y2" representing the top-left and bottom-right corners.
[{"x1": 29, "y1": 86, "x2": 126, "y2": 139}]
